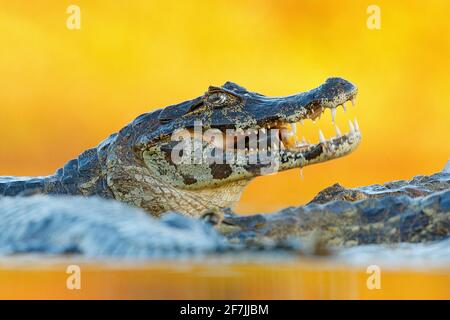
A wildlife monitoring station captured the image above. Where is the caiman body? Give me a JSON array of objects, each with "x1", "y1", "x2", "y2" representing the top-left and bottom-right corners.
[
  {"x1": 0, "y1": 78, "x2": 360, "y2": 216},
  {"x1": 1, "y1": 77, "x2": 449, "y2": 249}
]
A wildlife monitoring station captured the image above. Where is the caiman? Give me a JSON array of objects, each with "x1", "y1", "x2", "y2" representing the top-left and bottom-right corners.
[{"x1": 0, "y1": 78, "x2": 360, "y2": 217}]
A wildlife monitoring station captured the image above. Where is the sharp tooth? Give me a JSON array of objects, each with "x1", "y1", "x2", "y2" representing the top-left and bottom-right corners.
[
  {"x1": 331, "y1": 108, "x2": 337, "y2": 123},
  {"x1": 302, "y1": 136, "x2": 308, "y2": 145},
  {"x1": 348, "y1": 120, "x2": 355, "y2": 134},
  {"x1": 342, "y1": 103, "x2": 347, "y2": 112},
  {"x1": 335, "y1": 125, "x2": 342, "y2": 137},
  {"x1": 291, "y1": 123, "x2": 297, "y2": 135},
  {"x1": 319, "y1": 129, "x2": 326, "y2": 143},
  {"x1": 300, "y1": 168, "x2": 304, "y2": 180},
  {"x1": 261, "y1": 128, "x2": 266, "y2": 134},
  {"x1": 273, "y1": 143, "x2": 279, "y2": 150},
  {"x1": 299, "y1": 119, "x2": 304, "y2": 125},
  {"x1": 351, "y1": 97, "x2": 356, "y2": 107},
  {"x1": 268, "y1": 146, "x2": 271, "y2": 151},
  {"x1": 354, "y1": 118, "x2": 359, "y2": 131},
  {"x1": 281, "y1": 129, "x2": 293, "y2": 139}
]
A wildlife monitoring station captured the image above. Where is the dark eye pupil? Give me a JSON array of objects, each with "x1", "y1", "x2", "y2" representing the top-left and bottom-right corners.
[{"x1": 208, "y1": 93, "x2": 226, "y2": 104}]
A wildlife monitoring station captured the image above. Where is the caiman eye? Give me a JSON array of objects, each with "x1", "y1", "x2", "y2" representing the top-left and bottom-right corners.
[{"x1": 207, "y1": 92, "x2": 228, "y2": 106}]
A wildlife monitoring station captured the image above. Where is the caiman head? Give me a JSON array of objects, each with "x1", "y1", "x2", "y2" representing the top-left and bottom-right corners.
[{"x1": 105, "y1": 77, "x2": 360, "y2": 216}]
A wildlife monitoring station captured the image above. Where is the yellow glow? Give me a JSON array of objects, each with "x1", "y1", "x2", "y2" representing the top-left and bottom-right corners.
[{"x1": 0, "y1": 260, "x2": 448, "y2": 299}]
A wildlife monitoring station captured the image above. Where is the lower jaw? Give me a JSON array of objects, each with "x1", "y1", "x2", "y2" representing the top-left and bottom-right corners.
[
  {"x1": 278, "y1": 131, "x2": 362, "y2": 171},
  {"x1": 223, "y1": 132, "x2": 361, "y2": 177}
]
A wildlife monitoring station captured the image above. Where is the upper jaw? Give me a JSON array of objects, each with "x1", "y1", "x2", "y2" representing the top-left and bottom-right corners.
[
  {"x1": 217, "y1": 77, "x2": 361, "y2": 171},
  {"x1": 272, "y1": 77, "x2": 358, "y2": 125},
  {"x1": 211, "y1": 77, "x2": 358, "y2": 131},
  {"x1": 235, "y1": 77, "x2": 360, "y2": 149}
]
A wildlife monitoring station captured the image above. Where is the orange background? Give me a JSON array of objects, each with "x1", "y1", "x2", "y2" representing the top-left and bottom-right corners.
[
  {"x1": 1, "y1": 260, "x2": 448, "y2": 299},
  {"x1": 0, "y1": 0, "x2": 449, "y2": 214}
]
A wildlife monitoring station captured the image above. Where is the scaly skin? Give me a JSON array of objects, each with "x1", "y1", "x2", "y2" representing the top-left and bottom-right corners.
[
  {"x1": 0, "y1": 78, "x2": 360, "y2": 216},
  {"x1": 222, "y1": 173, "x2": 450, "y2": 246}
]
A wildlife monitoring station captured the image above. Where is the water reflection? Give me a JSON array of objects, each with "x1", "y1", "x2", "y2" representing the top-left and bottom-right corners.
[{"x1": 0, "y1": 241, "x2": 449, "y2": 299}]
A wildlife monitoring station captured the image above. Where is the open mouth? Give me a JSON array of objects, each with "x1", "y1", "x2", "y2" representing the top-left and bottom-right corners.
[
  {"x1": 200, "y1": 91, "x2": 361, "y2": 168},
  {"x1": 274, "y1": 93, "x2": 361, "y2": 169},
  {"x1": 274, "y1": 94, "x2": 360, "y2": 153},
  {"x1": 151, "y1": 78, "x2": 362, "y2": 176}
]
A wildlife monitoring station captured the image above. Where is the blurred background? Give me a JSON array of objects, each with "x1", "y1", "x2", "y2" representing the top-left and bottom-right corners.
[{"x1": 0, "y1": 0, "x2": 449, "y2": 214}]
